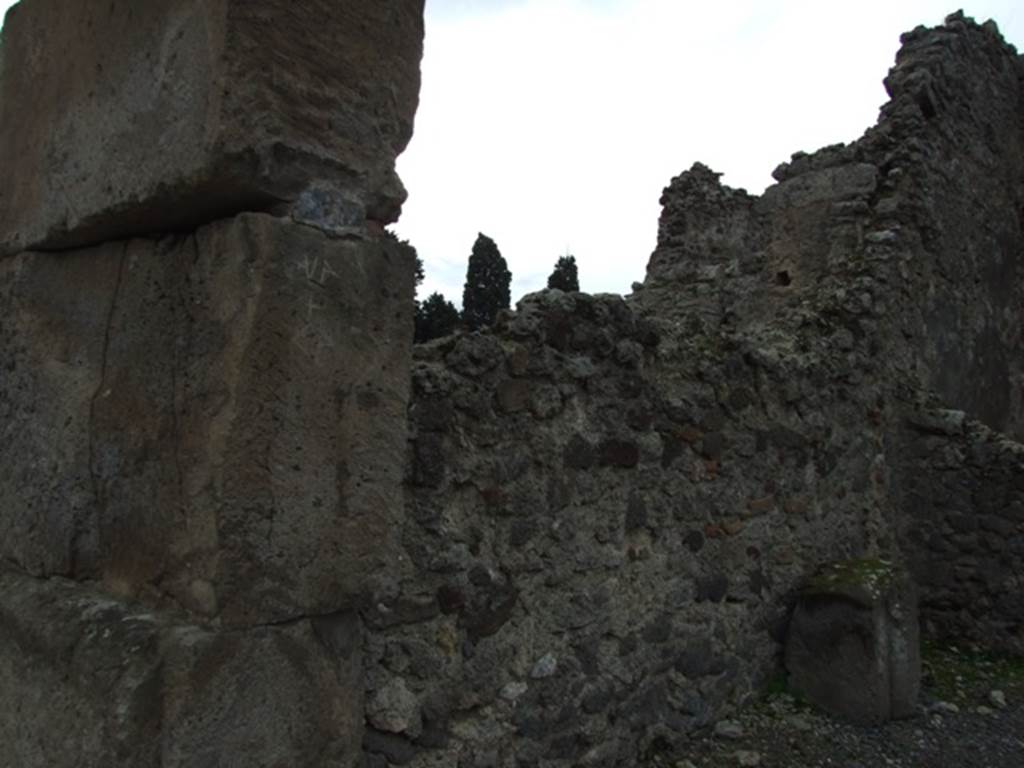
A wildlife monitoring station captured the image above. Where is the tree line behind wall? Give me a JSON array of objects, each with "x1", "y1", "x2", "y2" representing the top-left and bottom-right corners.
[{"x1": 413, "y1": 234, "x2": 580, "y2": 343}]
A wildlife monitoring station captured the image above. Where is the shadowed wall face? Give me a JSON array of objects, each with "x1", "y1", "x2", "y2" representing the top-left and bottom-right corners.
[
  {"x1": 0, "y1": 214, "x2": 415, "y2": 625},
  {"x1": 379, "y1": 13, "x2": 1024, "y2": 766},
  {"x1": 0, "y1": 1, "x2": 424, "y2": 766},
  {"x1": 1, "y1": 4, "x2": 1023, "y2": 768}
]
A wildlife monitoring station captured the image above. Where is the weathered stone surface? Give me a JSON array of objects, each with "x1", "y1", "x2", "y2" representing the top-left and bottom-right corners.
[
  {"x1": 633, "y1": 9, "x2": 1024, "y2": 655},
  {"x1": 1, "y1": 6, "x2": 1022, "y2": 768},
  {"x1": 0, "y1": 569, "x2": 364, "y2": 768},
  {"x1": 785, "y1": 560, "x2": 920, "y2": 724},
  {"x1": 1, "y1": 2, "x2": 422, "y2": 766},
  {"x1": 380, "y1": 286, "x2": 880, "y2": 766},
  {"x1": 895, "y1": 418, "x2": 1024, "y2": 654},
  {"x1": 875, "y1": 13, "x2": 1024, "y2": 441},
  {"x1": 0, "y1": 214, "x2": 415, "y2": 625},
  {"x1": 379, "y1": 13, "x2": 1023, "y2": 766},
  {"x1": 0, "y1": 0, "x2": 425, "y2": 256},
  {"x1": 638, "y1": 14, "x2": 1024, "y2": 443}
]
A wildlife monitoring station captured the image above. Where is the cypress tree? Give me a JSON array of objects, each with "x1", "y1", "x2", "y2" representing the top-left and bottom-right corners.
[
  {"x1": 547, "y1": 255, "x2": 579, "y2": 292},
  {"x1": 461, "y1": 233, "x2": 511, "y2": 331}
]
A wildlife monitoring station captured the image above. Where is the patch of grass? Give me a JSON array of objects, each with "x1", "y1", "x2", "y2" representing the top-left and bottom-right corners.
[
  {"x1": 758, "y1": 669, "x2": 811, "y2": 711},
  {"x1": 763, "y1": 670, "x2": 789, "y2": 698},
  {"x1": 803, "y1": 557, "x2": 899, "y2": 604},
  {"x1": 922, "y1": 640, "x2": 1024, "y2": 702}
]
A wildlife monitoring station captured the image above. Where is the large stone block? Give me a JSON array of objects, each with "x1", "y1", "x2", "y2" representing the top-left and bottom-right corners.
[
  {"x1": 0, "y1": 569, "x2": 364, "y2": 768},
  {"x1": 0, "y1": 214, "x2": 415, "y2": 625},
  {"x1": 785, "y1": 559, "x2": 920, "y2": 724},
  {"x1": 0, "y1": 0, "x2": 425, "y2": 256}
]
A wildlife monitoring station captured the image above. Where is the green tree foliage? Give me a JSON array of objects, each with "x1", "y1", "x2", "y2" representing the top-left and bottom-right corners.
[
  {"x1": 547, "y1": 254, "x2": 579, "y2": 292},
  {"x1": 461, "y1": 233, "x2": 511, "y2": 331},
  {"x1": 415, "y1": 292, "x2": 461, "y2": 343},
  {"x1": 414, "y1": 254, "x2": 424, "y2": 288},
  {"x1": 384, "y1": 229, "x2": 431, "y2": 343}
]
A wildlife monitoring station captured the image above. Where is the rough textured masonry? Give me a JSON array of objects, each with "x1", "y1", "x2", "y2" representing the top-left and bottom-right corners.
[
  {"x1": 0, "y1": 1, "x2": 423, "y2": 766},
  {"x1": 383, "y1": 12, "x2": 1024, "y2": 767},
  {"x1": 0, "y1": 4, "x2": 1022, "y2": 768}
]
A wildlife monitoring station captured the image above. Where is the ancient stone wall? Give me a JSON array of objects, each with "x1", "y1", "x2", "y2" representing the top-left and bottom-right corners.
[
  {"x1": 383, "y1": 12, "x2": 1024, "y2": 767},
  {"x1": 642, "y1": 13, "x2": 1024, "y2": 442},
  {"x1": 637, "y1": 11, "x2": 1024, "y2": 652},
  {"x1": 1, "y1": 4, "x2": 1022, "y2": 768},
  {"x1": 876, "y1": 19, "x2": 1024, "y2": 440},
  {"x1": 384, "y1": 289, "x2": 892, "y2": 766},
  {"x1": 0, "y1": 1, "x2": 424, "y2": 766},
  {"x1": 896, "y1": 412, "x2": 1024, "y2": 655}
]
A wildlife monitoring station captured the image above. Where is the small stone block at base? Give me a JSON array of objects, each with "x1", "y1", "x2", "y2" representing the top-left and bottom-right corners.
[{"x1": 785, "y1": 558, "x2": 921, "y2": 724}]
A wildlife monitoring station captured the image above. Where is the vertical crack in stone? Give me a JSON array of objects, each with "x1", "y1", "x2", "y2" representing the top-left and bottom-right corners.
[
  {"x1": 169, "y1": 238, "x2": 191, "y2": 535},
  {"x1": 78, "y1": 242, "x2": 129, "y2": 575}
]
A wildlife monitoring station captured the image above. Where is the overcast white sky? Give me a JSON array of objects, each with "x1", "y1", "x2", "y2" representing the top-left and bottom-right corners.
[
  {"x1": 2, "y1": 1, "x2": 1021, "y2": 305},
  {"x1": 398, "y1": 0, "x2": 1024, "y2": 305}
]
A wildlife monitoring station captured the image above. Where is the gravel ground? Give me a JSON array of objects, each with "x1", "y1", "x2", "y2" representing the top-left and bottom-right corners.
[{"x1": 650, "y1": 644, "x2": 1024, "y2": 768}]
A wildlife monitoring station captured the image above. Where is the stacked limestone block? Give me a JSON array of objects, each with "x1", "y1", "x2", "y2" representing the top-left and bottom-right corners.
[
  {"x1": 785, "y1": 559, "x2": 920, "y2": 724},
  {"x1": 0, "y1": 1, "x2": 424, "y2": 766},
  {"x1": 0, "y1": 0, "x2": 425, "y2": 255}
]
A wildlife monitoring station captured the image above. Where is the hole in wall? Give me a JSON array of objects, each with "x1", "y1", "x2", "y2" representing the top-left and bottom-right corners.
[{"x1": 916, "y1": 88, "x2": 938, "y2": 119}]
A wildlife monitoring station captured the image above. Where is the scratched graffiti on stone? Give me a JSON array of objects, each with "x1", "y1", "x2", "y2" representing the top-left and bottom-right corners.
[{"x1": 289, "y1": 252, "x2": 343, "y2": 359}]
